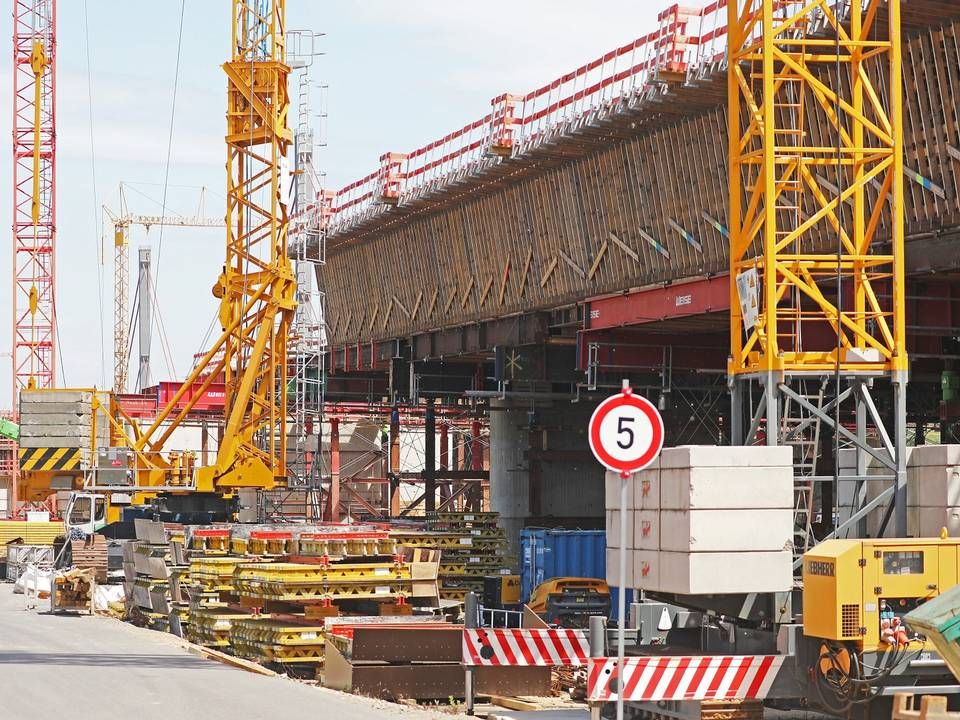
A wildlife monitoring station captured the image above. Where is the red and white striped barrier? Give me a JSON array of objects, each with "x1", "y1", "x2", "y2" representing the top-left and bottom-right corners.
[
  {"x1": 463, "y1": 628, "x2": 590, "y2": 666},
  {"x1": 588, "y1": 655, "x2": 785, "y2": 702}
]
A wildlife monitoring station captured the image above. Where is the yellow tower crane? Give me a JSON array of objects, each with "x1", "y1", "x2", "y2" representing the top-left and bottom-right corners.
[
  {"x1": 17, "y1": 0, "x2": 294, "y2": 520},
  {"x1": 105, "y1": 184, "x2": 224, "y2": 395},
  {"x1": 727, "y1": 1, "x2": 908, "y2": 540}
]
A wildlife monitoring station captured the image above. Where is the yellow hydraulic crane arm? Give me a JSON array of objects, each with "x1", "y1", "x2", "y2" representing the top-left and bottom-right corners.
[{"x1": 125, "y1": 0, "x2": 295, "y2": 492}]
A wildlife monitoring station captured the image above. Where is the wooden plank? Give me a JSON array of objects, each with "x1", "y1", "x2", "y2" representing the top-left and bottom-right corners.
[
  {"x1": 587, "y1": 238, "x2": 608, "y2": 281},
  {"x1": 443, "y1": 287, "x2": 457, "y2": 315},
  {"x1": 558, "y1": 249, "x2": 586, "y2": 279},
  {"x1": 498, "y1": 258, "x2": 511, "y2": 305},
  {"x1": 518, "y1": 247, "x2": 533, "y2": 298},
  {"x1": 608, "y1": 231, "x2": 639, "y2": 263},
  {"x1": 392, "y1": 295, "x2": 410, "y2": 318},
  {"x1": 489, "y1": 696, "x2": 541, "y2": 712},
  {"x1": 183, "y1": 642, "x2": 277, "y2": 677},
  {"x1": 539, "y1": 256, "x2": 558, "y2": 288},
  {"x1": 460, "y1": 276, "x2": 476, "y2": 309},
  {"x1": 411, "y1": 290, "x2": 424, "y2": 319},
  {"x1": 427, "y1": 287, "x2": 439, "y2": 318},
  {"x1": 479, "y1": 275, "x2": 494, "y2": 306},
  {"x1": 381, "y1": 299, "x2": 394, "y2": 331}
]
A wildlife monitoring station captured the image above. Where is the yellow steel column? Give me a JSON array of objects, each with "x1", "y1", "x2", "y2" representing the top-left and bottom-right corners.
[
  {"x1": 760, "y1": 0, "x2": 778, "y2": 371},
  {"x1": 888, "y1": 0, "x2": 907, "y2": 372},
  {"x1": 727, "y1": 1, "x2": 743, "y2": 377},
  {"x1": 850, "y1": 0, "x2": 866, "y2": 349}
]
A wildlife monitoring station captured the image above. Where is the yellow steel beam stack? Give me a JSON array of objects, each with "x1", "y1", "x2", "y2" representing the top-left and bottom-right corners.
[{"x1": 231, "y1": 618, "x2": 326, "y2": 667}]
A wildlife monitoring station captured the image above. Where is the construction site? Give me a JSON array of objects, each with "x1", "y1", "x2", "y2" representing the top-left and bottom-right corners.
[{"x1": 7, "y1": 0, "x2": 960, "y2": 719}]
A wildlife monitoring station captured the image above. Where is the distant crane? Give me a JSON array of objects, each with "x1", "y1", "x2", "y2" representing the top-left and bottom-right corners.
[
  {"x1": 12, "y1": 0, "x2": 56, "y2": 398},
  {"x1": 104, "y1": 184, "x2": 224, "y2": 393}
]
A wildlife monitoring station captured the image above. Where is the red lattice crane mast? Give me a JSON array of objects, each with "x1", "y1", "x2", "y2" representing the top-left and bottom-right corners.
[{"x1": 12, "y1": 0, "x2": 57, "y2": 399}]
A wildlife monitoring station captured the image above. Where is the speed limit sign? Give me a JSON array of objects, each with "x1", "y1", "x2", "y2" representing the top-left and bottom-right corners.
[
  {"x1": 591, "y1": 380, "x2": 664, "y2": 720},
  {"x1": 588, "y1": 380, "x2": 664, "y2": 477}
]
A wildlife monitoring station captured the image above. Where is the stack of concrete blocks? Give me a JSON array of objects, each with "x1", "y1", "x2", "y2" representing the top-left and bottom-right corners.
[
  {"x1": 606, "y1": 446, "x2": 794, "y2": 595},
  {"x1": 18, "y1": 389, "x2": 110, "y2": 471},
  {"x1": 843, "y1": 445, "x2": 960, "y2": 538}
]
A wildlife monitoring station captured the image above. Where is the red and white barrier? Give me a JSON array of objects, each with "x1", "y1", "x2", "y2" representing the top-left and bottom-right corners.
[
  {"x1": 463, "y1": 628, "x2": 590, "y2": 667},
  {"x1": 588, "y1": 655, "x2": 784, "y2": 702}
]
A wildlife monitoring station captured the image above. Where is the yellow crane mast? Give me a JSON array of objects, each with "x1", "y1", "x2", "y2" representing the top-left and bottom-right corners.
[
  {"x1": 17, "y1": 0, "x2": 294, "y2": 516},
  {"x1": 727, "y1": 1, "x2": 908, "y2": 538}
]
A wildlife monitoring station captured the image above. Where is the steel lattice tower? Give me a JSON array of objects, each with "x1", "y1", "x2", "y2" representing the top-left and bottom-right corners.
[
  {"x1": 12, "y1": 0, "x2": 56, "y2": 400},
  {"x1": 728, "y1": 1, "x2": 909, "y2": 540}
]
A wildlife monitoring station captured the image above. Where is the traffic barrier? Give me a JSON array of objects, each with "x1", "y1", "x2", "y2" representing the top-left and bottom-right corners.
[
  {"x1": 588, "y1": 655, "x2": 785, "y2": 703},
  {"x1": 463, "y1": 628, "x2": 589, "y2": 667}
]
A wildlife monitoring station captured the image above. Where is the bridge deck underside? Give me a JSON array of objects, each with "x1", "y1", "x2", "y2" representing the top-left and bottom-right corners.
[{"x1": 321, "y1": 13, "x2": 960, "y2": 350}]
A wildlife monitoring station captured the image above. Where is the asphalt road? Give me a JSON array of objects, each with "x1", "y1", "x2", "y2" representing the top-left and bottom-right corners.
[{"x1": 0, "y1": 583, "x2": 456, "y2": 720}]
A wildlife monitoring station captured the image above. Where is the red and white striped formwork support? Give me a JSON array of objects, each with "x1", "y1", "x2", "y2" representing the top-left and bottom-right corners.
[
  {"x1": 463, "y1": 628, "x2": 590, "y2": 667},
  {"x1": 588, "y1": 655, "x2": 785, "y2": 704}
]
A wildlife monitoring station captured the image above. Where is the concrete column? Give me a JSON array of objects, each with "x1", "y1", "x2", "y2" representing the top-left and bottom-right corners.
[{"x1": 489, "y1": 400, "x2": 530, "y2": 557}]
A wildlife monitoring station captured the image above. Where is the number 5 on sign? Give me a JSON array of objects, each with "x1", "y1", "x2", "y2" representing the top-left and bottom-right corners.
[
  {"x1": 589, "y1": 379, "x2": 664, "y2": 720},
  {"x1": 588, "y1": 380, "x2": 664, "y2": 476}
]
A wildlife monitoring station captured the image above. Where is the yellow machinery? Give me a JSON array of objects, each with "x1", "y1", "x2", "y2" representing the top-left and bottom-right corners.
[
  {"x1": 528, "y1": 578, "x2": 611, "y2": 628},
  {"x1": 17, "y1": 0, "x2": 293, "y2": 523},
  {"x1": 804, "y1": 539, "x2": 956, "y2": 652}
]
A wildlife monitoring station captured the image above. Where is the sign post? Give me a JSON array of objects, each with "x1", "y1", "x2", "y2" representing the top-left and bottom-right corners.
[{"x1": 588, "y1": 379, "x2": 664, "y2": 720}]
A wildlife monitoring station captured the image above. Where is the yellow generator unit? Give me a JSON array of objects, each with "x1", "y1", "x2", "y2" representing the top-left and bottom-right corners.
[{"x1": 803, "y1": 538, "x2": 959, "y2": 652}]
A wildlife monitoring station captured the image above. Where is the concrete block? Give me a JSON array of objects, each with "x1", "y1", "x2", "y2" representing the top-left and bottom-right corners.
[
  {"x1": 20, "y1": 390, "x2": 93, "y2": 404},
  {"x1": 605, "y1": 471, "x2": 633, "y2": 511},
  {"x1": 660, "y1": 445, "x2": 792, "y2": 469},
  {"x1": 605, "y1": 510, "x2": 634, "y2": 549},
  {"x1": 914, "y1": 507, "x2": 960, "y2": 537},
  {"x1": 633, "y1": 551, "x2": 660, "y2": 590},
  {"x1": 633, "y1": 469, "x2": 660, "y2": 510},
  {"x1": 607, "y1": 467, "x2": 660, "y2": 511},
  {"x1": 909, "y1": 466, "x2": 960, "y2": 508},
  {"x1": 606, "y1": 548, "x2": 634, "y2": 588},
  {"x1": 18, "y1": 425, "x2": 91, "y2": 438},
  {"x1": 660, "y1": 466, "x2": 792, "y2": 510},
  {"x1": 657, "y1": 550, "x2": 793, "y2": 595},
  {"x1": 17, "y1": 437, "x2": 91, "y2": 451},
  {"x1": 909, "y1": 445, "x2": 960, "y2": 468},
  {"x1": 633, "y1": 510, "x2": 660, "y2": 551},
  {"x1": 660, "y1": 509, "x2": 793, "y2": 552}
]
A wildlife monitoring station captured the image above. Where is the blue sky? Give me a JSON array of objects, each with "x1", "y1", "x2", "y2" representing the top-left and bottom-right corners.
[{"x1": 0, "y1": 1, "x2": 661, "y2": 408}]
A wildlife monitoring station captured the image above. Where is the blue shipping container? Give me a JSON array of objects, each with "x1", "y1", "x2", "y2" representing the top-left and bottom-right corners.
[
  {"x1": 520, "y1": 528, "x2": 606, "y2": 602},
  {"x1": 520, "y1": 528, "x2": 634, "y2": 620}
]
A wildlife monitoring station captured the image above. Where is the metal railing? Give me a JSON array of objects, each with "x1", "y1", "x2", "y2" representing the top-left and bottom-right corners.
[{"x1": 325, "y1": 0, "x2": 851, "y2": 238}]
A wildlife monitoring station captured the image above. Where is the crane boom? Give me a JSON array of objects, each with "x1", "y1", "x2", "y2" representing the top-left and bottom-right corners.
[{"x1": 105, "y1": 187, "x2": 225, "y2": 394}]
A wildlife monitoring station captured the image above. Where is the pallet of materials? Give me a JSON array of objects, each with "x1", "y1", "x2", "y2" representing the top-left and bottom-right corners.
[
  {"x1": 231, "y1": 618, "x2": 326, "y2": 668},
  {"x1": 51, "y1": 568, "x2": 95, "y2": 613}
]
